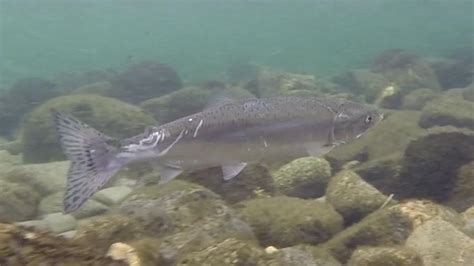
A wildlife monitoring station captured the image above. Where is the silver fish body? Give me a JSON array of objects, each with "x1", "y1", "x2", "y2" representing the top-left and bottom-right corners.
[{"x1": 53, "y1": 96, "x2": 383, "y2": 212}]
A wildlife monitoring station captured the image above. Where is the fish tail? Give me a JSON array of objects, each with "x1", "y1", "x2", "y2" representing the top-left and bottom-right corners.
[{"x1": 52, "y1": 109, "x2": 123, "y2": 213}]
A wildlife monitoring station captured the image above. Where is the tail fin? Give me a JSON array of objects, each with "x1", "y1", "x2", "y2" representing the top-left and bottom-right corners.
[{"x1": 52, "y1": 109, "x2": 123, "y2": 213}]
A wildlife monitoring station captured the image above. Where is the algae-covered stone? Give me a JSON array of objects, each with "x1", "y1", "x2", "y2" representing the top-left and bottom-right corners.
[
  {"x1": 322, "y1": 200, "x2": 462, "y2": 263},
  {"x1": 250, "y1": 69, "x2": 318, "y2": 97},
  {"x1": 43, "y1": 212, "x2": 77, "y2": 234},
  {"x1": 4, "y1": 161, "x2": 69, "y2": 196},
  {"x1": 332, "y1": 69, "x2": 391, "y2": 103},
  {"x1": 0, "y1": 223, "x2": 125, "y2": 265},
  {"x1": 0, "y1": 180, "x2": 40, "y2": 222},
  {"x1": 117, "y1": 180, "x2": 256, "y2": 263},
  {"x1": 325, "y1": 110, "x2": 423, "y2": 171},
  {"x1": 406, "y1": 218, "x2": 474, "y2": 266},
  {"x1": 182, "y1": 163, "x2": 276, "y2": 204},
  {"x1": 326, "y1": 170, "x2": 395, "y2": 224},
  {"x1": 237, "y1": 196, "x2": 343, "y2": 247},
  {"x1": 93, "y1": 186, "x2": 133, "y2": 206},
  {"x1": 74, "y1": 214, "x2": 147, "y2": 255},
  {"x1": 446, "y1": 161, "x2": 474, "y2": 211},
  {"x1": 347, "y1": 246, "x2": 423, "y2": 266},
  {"x1": 463, "y1": 82, "x2": 474, "y2": 101},
  {"x1": 21, "y1": 94, "x2": 155, "y2": 163},
  {"x1": 398, "y1": 127, "x2": 474, "y2": 201},
  {"x1": 72, "y1": 81, "x2": 113, "y2": 96},
  {"x1": 402, "y1": 88, "x2": 438, "y2": 110},
  {"x1": 278, "y1": 245, "x2": 342, "y2": 266},
  {"x1": 419, "y1": 91, "x2": 474, "y2": 129},
  {"x1": 353, "y1": 153, "x2": 402, "y2": 194},
  {"x1": 272, "y1": 156, "x2": 331, "y2": 199}
]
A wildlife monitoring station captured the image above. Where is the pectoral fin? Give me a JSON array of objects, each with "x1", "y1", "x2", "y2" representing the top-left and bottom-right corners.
[
  {"x1": 158, "y1": 165, "x2": 183, "y2": 184},
  {"x1": 222, "y1": 163, "x2": 247, "y2": 180}
]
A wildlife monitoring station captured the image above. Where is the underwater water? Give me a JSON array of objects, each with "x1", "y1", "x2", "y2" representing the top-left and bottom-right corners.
[{"x1": 0, "y1": 0, "x2": 474, "y2": 265}]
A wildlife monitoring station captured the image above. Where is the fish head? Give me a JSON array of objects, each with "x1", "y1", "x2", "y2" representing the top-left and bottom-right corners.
[{"x1": 333, "y1": 101, "x2": 383, "y2": 144}]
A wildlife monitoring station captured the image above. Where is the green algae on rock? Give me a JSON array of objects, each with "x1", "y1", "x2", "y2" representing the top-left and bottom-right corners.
[
  {"x1": 398, "y1": 127, "x2": 474, "y2": 202},
  {"x1": 446, "y1": 161, "x2": 474, "y2": 212},
  {"x1": 237, "y1": 196, "x2": 343, "y2": 248},
  {"x1": 347, "y1": 246, "x2": 423, "y2": 266},
  {"x1": 0, "y1": 180, "x2": 40, "y2": 223},
  {"x1": 21, "y1": 94, "x2": 155, "y2": 163},
  {"x1": 419, "y1": 90, "x2": 474, "y2": 130},
  {"x1": 182, "y1": 163, "x2": 276, "y2": 204},
  {"x1": 402, "y1": 88, "x2": 438, "y2": 110},
  {"x1": 326, "y1": 170, "x2": 396, "y2": 225},
  {"x1": 272, "y1": 156, "x2": 331, "y2": 199},
  {"x1": 0, "y1": 223, "x2": 125, "y2": 265}
]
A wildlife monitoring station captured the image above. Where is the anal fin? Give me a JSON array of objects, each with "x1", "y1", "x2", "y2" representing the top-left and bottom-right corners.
[{"x1": 222, "y1": 163, "x2": 247, "y2": 180}]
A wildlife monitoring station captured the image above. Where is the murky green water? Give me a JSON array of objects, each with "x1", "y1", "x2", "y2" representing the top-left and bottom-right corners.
[{"x1": 1, "y1": 0, "x2": 472, "y2": 88}]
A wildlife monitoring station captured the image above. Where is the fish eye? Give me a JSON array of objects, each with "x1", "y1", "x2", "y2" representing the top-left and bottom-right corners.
[{"x1": 365, "y1": 115, "x2": 373, "y2": 124}]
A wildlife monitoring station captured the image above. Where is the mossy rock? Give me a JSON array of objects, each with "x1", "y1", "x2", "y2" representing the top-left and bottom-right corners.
[
  {"x1": 347, "y1": 246, "x2": 423, "y2": 266},
  {"x1": 251, "y1": 69, "x2": 318, "y2": 97},
  {"x1": 140, "y1": 86, "x2": 254, "y2": 123},
  {"x1": 237, "y1": 196, "x2": 343, "y2": 248},
  {"x1": 401, "y1": 88, "x2": 438, "y2": 110},
  {"x1": 398, "y1": 127, "x2": 474, "y2": 201},
  {"x1": 0, "y1": 223, "x2": 125, "y2": 265},
  {"x1": 419, "y1": 90, "x2": 474, "y2": 129},
  {"x1": 332, "y1": 69, "x2": 391, "y2": 103},
  {"x1": 74, "y1": 214, "x2": 147, "y2": 255},
  {"x1": 462, "y1": 82, "x2": 474, "y2": 101},
  {"x1": 446, "y1": 161, "x2": 474, "y2": 211},
  {"x1": 181, "y1": 163, "x2": 276, "y2": 204},
  {"x1": 72, "y1": 81, "x2": 113, "y2": 96},
  {"x1": 326, "y1": 170, "x2": 396, "y2": 225},
  {"x1": 21, "y1": 94, "x2": 155, "y2": 163},
  {"x1": 0, "y1": 180, "x2": 40, "y2": 223},
  {"x1": 322, "y1": 200, "x2": 463, "y2": 263},
  {"x1": 405, "y1": 218, "x2": 474, "y2": 266},
  {"x1": 325, "y1": 110, "x2": 423, "y2": 171},
  {"x1": 272, "y1": 156, "x2": 331, "y2": 199}
]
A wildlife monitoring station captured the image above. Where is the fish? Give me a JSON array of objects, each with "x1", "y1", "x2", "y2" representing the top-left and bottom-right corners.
[{"x1": 52, "y1": 96, "x2": 383, "y2": 213}]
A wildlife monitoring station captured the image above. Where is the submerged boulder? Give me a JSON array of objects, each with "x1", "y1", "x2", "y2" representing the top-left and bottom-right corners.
[
  {"x1": 419, "y1": 90, "x2": 474, "y2": 129},
  {"x1": 331, "y1": 69, "x2": 391, "y2": 103},
  {"x1": 446, "y1": 161, "x2": 474, "y2": 211},
  {"x1": 21, "y1": 94, "x2": 154, "y2": 163},
  {"x1": 326, "y1": 170, "x2": 396, "y2": 224},
  {"x1": 237, "y1": 196, "x2": 343, "y2": 247},
  {"x1": 0, "y1": 180, "x2": 40, "y2": 223},
  {"x1": 401, "y1": 88, "x2": 438, "y2": 110},
  {"x1": 347, "y1": 246, "x2": 423, "y2": 266},
  {"x1": 397, "y1": 127, "x2": 474, "y2": 202},
  {"x1": 247, "y1": 69, "x2": 318, "y2": 97},
  {"x1": 272, "y1": 156, "x2": 331, "y2": 199},
  {"x1": 110, "y1": 61, "x2": 182, "y2": 103}
]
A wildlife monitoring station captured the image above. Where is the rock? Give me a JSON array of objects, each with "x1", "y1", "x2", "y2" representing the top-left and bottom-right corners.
[
  {"x1": 0, "y1": 77, "x2": 61, "y2": 136},
  {"x1": 21, "y1": 94, "x2": 155, "y2": 163},
  {"x1": 419, "y1": 90, "x2": 474, "y2": 129},
  {"x1": 432, "y1": 49, "x2": 473, "y2": 89},
  {"x1": 140, "y1": 85, "x2": 254, "y2": 123},
  {"x1": 0, "y1": 223, "x2": 124, "y2": 265},
  {"x1": 353, "y1": 153, "x2": 403, "y2": 195},
  {"x1": 249, "y1": 68, "x2": 318, "y2": 97},
  {"x1": 0, "y1": 180, "x2": 40, "y2": 222},
  {"x1": 272, "y1": 157, "x2": 331, "y2": 199},
  {"x1": 58, "y1": 230, "x2": 77, "y2": 239},
  {"x1": 74, "y1": 214, "x2": 147, "y2": 255},
  {"x1": 0, "y1": 150, "x2": 21, "y2": 167},
  {"x1": 322, "y1": 200, "x2": 462, "y2": 263},
  {"x1": 446, "y1": 161, "x2": 474, "y2": 211},
  {"x1": 278, "y1": 245, "x2": 342, "y2": 266},
  {"x1": 326, "y1": 170, "x2": 396, "y2": 224},
  {"x1": 237, "y1": 196, "x2": 343, "y2": 247},
  {"x1": 117, "y1": 180, "x2": 256, "y2": 263},
  {"x1": 371, "y1": 49, "x2": 441, "y2": 91},
  {"x1": 325, "y1": 110, "x2": 423, "y2": 171},
  {"x1": 398, "y1": 127, "x2": 474, "y2": 202},
  {"x1": 110, "y1": 61, "x2": 182, "y2": 103},
  {"x1": 347, "y1": 246, "x2": 423, "y2": 266},
  {"x1": 462, "y1": 82, "x2": 474, "y2": 101},
  {"x1": 93, "y1": 186, "x2": 133, "y2": 206},
  {"x1": 406, "y1": 218, "x2": 474, "y2": 266},
  {"x1": 16, "y1": 220, "x2": 49, "y2": 231},
  {"x1": 332, "y1": 69, "x2": 391, "y2": 103},
  {"x1": 54, "y1": 69, "x2": 118, "y2": 92},
  {"x1": 0, "y1": 139, "x2": 23, "y2": 155},
  {"x1": 182, "y1": 163, "x2": 276, "y2": 204},
  {"x1": 72, "y1": 81, "x2": 113, "y2": 96},
  {"x1": 4, "y1": 161, "x2": 69, "y2": 196},
  {"x1": 108, "y1": 239, "x2": 164, "y2": 266},
  {"x1": 39, "y1": 191, "x2": 109, "y2": 219},
  {"x1": 402, "y1": 88, "x2": 438, "y2": 110},
  {"x1": 43, "y1": 212, "x2": 77, "y2": 233},
  {"x1": 463, "y1": 206, "x2": 474, "y2": 237}
]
